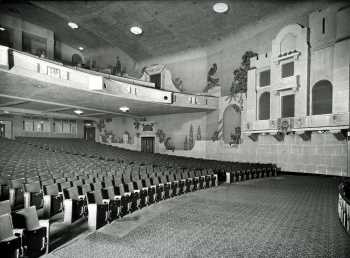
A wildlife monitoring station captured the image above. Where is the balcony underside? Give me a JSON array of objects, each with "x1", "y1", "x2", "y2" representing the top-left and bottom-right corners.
[{"x1": 0, "y1": 71, "x2": 217, "y2": 118}]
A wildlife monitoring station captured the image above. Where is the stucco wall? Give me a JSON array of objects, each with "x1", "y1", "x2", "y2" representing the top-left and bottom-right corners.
[{"x1": 147, "y1": 112, "x2": 208, "y2": 150}]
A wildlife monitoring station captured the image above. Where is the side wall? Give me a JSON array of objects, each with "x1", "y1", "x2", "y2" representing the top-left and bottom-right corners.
[{"x1": 0, "y1": 116, "x2": 84, "y2": 139}]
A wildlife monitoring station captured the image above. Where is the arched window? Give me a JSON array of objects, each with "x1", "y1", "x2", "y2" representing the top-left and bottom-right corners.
[
  {"x1": 72, "y1": 54, "x2": 83, "y2": 66},
  {"x1": 259, "y1": 92, "x2": 270, "y2": 120},
  {"x1": 312, "y1": 80, "x2": 332, "y2": 115}
]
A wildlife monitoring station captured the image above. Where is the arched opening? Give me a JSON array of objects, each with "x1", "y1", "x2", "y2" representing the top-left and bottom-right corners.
[
  {"x1": 72, "y1": 54, "x2": 83, "y2": 66},
  {"x1": 280, "y1": 33, "x2": 296, "y2": 53},
  {"x1": 223, "y1": 104, "x2": 241, "y2": 144},
  {"x1": 312, "y1": 80, "x2": 332, "y2": 115},
  {"x1": 259, "y1": 92, "x2": 270, "y2": 120}
]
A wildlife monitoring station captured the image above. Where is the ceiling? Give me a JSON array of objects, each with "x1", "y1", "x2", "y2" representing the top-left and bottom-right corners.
[
  {"x1": 0, "y1": 0, "x2": 310, "y2": 61},
  {"x1": 0, "y1": 70, "x2": 213, "y2": 119}
]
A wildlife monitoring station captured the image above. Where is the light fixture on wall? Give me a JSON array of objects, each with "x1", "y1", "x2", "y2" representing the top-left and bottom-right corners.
[
  {"x1": 74, "y1": 109, "x2": 84, "y2": 115},
  {"x1": 78, "y1": 46, "x2": 84, "y2": 51},
  {"x1": 213, "y1": 2, "x2": 229, "y2": 13},
  {"x1": 68, "y1": 22, "x2": 79, "y2": 29},
  {"x1": 119, "y1": 106, "x2": 130, "y2": 112},
  {"x1": 0, "y1": 27, "x2": 6, "y2": 31},
  {"x1": 130, "y1": 26, "x2": 143, "y2": 35}
]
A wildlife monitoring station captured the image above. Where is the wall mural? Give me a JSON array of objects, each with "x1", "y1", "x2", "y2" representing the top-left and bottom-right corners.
[
  {"x1": 156, "y1": 129, "x2": 166, "y2": 143},
  {"x1": 196, "y1": 126, "x2": 201, "y2": 141},
  {"x1": 188, "y1": 124, "x2": 194, "y2": 150},
  {"x1": 164, "y1": 137, "x2": 175, "y2": 151},
  {"x1": 184, "y1": 136, "x2": 189, "y2": 150},
  {"x1": 133, "y1": 117, "x2": 147, "y2": 130},
  {"x1": 204, "y1": 63, "x2": 220, "y2": 92},
  {"x1": 172, "y1": 77, "x2": 184, "y2": 92},
  {"x1": 226, "y1": 51, "x2": 258, "y2": 109}
]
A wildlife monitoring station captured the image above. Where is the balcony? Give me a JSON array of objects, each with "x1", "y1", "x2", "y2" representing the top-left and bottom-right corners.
[
  {"x1": 173, "y1": 92, "x2": 218, "y2": 110},
  {"x1": 244, "y1": 113, "x2": 349, "y2": 134},
  {"x1": 0, "y1": 45, "x2": 219, "y2": 115}
]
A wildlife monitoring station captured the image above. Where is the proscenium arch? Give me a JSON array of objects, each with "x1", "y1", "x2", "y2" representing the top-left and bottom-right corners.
[
  {"x1": 223, "y1": 104, "x2": 241, "y2": 144},
  {"x1": 312, "y1": 80, "x2": 333, "y2": 115}
]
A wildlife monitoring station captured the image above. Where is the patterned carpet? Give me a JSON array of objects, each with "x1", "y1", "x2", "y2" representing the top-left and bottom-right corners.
[{"x1": 45, "y1": 175, "x2": 350, "y2": 258}]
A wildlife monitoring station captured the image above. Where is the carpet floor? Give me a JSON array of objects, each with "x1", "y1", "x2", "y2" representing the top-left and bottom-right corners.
[{"x1": 45, "y1": 175, "x2": 350, "y2": 258}]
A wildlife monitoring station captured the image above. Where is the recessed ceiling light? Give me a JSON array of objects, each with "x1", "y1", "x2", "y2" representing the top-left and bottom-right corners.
[
  {"x1": 213, "y1": 2, "x2": 229, "y2": 13},
  {"x1": 3, "y1": 110, "x2": 9, "y2": 114},
  {"x1": 119, "y1": 106, "x2": 130, "y2": 112},
  {"x1": 0, "y1": 27, "x2": 5, "y2": 31},
  {"x1": 78, "y1": 46, "x2": 84, "y2": 51},
  {"x1": 130, "y1": 26, "x2": 143, "y2": 35},
  {"x1": 74, "y1": 109, "x2": 84, "y2": 115},
  {"x1": 68, "y1": 22, "x2": 79, "y2": 29}
]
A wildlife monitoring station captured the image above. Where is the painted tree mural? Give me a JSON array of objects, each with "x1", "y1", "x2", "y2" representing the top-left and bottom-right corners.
[
  {"x1": 197, "y1": 126, "x2": 201, "y2": 141},
  {"x1": 189, "y1": 124, "x2": 194, "y2": 150},
  {"x1": 227, "y1": 51, "x2": 258, "y2": 109}
]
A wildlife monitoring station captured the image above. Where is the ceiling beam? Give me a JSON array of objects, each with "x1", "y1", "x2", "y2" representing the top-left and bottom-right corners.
[
  {"x1": 0, "y1": 94, "x2": 139, "y2": 118},
  {"x1": 0, "y1": 100, "x2": 30, "y2": 107}
]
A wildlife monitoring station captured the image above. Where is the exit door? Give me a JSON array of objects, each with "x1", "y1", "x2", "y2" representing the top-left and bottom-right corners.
[
  {"x1": 141, "y1": 137, "x2": 155, "y2": 153},
  {"x1": 84, "y1": 126, "x2": 95, "y2": 141}
]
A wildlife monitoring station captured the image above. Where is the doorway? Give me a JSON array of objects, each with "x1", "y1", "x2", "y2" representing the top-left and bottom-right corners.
[
  {"x1": 0, "y1": 123, "x2": 5, "y2": 137},
  {"x1": 141, "y1": 137, "x2": 155, "y2": 153},
  {"x1": 84, "y1": 126, "x2": 95, "y2": 141}
]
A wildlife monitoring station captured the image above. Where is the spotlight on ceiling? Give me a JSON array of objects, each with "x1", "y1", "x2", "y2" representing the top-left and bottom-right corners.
[
  {"x1": 130, "y1": 26, "x2": 143, "y2": 35},
  {"x1": 119, "y1": 106, "x2": 130, "y2": 112},
  {"x1": 68, "y1": 22, "x2": 79, "y2": 29},
  {"x1": 3, "y1": 110, "x2": 9, "y2": 114},
  {"x1": 78, "y1": 46, "x2": 84, "y2": 51},
  {"x1": 213, "y1": 2, "x2": 229, "y2": 13},
  {"x1": 74, "y1": 109, "x2": 84, "y2": 115},
  {"x1": 0, "y1": 27, "x2": 6, "y2": 31}
]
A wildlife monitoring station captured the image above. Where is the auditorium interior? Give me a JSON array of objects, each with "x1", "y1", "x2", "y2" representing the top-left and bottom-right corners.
[{"x1": 0, "y1": 1, "x2": 349, "y2": 257}]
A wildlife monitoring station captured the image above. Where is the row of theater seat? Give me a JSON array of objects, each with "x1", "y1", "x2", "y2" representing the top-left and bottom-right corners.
[
  {"x1": 0, "y1": 137, "x2": 280, "y2": 257},
  {"x1": 225, "y1": 164, "x2": 279, "y2": 183},
  {"x1": 338, "y1": 181, "x2": 350, "y2": 235},
  {"x1": 0, "y1": 200, "x2": 49, "y2": 258}
]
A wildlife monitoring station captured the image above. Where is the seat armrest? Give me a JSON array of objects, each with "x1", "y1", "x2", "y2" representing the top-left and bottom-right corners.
[
  {"x1": 13, "y1": 228, "x2": 24, "y2": 236},
  {"x1": 166, "y1": 182, "x2": 172, "y2": 185},
  {"x1": 173, "y1": 180, "x2": 179, "y2": 184},
  {"x1": 102, "y1": 199, "x2": 110, "y2": 204},
  {"x1": 114, "y1": 195, "x2": 121, "y2": 200},
  {"x1": 124, "y1": 192, "x2": 131, "y2": 196},
  {"x1": 133, "y1": 190, "x2": 140, "y2": 193},
  {"x1": 24, "y1": 192, "x2": 31, "y2": 208},
  {"x1": 78, "y1": 195, "x2": 85, "y2": 200},
  {"x1": 158, "y1": 183, "x2": 164, "y2": 187},
  {"x1": 150, "y1": 185, "x2": 156, "y2": 188},
  {"x1": 142, "y1": 187, "x2": 149, "y2": 191}
]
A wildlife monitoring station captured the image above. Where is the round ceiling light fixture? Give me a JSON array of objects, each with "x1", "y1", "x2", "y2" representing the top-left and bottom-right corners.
[
  {"x1": 119, "y1": 106, "x2": 130, "y2": 112},
  {"x1": 130, "y1": 26, "x2": 143, "y2": 35},
  {"x1": 213, "y1": 2, "x2": 229, "y2": 13},
  {"x1": 68, "y1": 22, "x2": 79, "y2": 29},
  {"x1": 74, "y1": 109, "x2": 84, "y2": 115},
  {"x1": 78, "y1": 46, "x2": 84, "y2": 51},
  {"x1": 0, "y1": 27, "x2": 6, "y2": 31}
]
